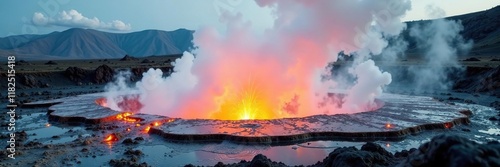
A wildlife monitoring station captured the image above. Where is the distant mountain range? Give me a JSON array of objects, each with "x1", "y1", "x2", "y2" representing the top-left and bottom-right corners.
[
  {"x1": 0, "y1": 28, "x2": 194, "y2": 59},
  {"x1": 0, "y1": 5, "x2": 498, "y2": 60}
]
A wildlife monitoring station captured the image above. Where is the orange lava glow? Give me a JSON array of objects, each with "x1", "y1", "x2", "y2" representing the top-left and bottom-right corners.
[
  {"x1": 211, "y1": 82, "x2": 277, "y2": 120},
  {"x1": 103, "y1": 134, "x2": 118, "y2": 142},
  {"x1": 126, "y1": 127, "x2": 131, "y2": 132},
  {"x1": 153, "y1": 122, "x2": 160, "y2": 127},
  {"x1": 144, "y1": 126, "x2": 151, "y2": 133},
  {"x1": 123, "y1": 117, "x2": 139, "y2": 122},
  {"x1": 385, "y1": 123, "x2": 392, "y2": 129},
  {"x1": 115, "y1": 112, "x2": 139, "y2": 122},
  {"x1": 95, "y1": 98, "x2": 107, "y2": 107},
  {"x1": 444, "y1": 123, "x2": 452, "y2": 129}
]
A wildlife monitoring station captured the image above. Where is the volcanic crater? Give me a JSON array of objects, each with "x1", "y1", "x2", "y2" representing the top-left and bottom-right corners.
[{"x1": 24, "y1": 92, "x2": 471, "y2": 145}]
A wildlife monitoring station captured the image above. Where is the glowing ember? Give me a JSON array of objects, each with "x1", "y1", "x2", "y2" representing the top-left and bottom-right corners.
[
  {"x1": 45, "y1": 123, "x2": 51, "y2": 127},
  {"x1": 385, "y1": 123, "x2": 393, "y2": 129},
  {"x1": 153, "y1": 122, "x2": 160, "y2": 127},
  {"x1": 126, "y1": 127, "x2": 131, "y2": 132},
  {"x1": 444, "y1": 123, "x2": 453, "y2": 129},
  {"x1": 123, "y1": 117, "x2": 139, "y2": 122},
  {"x1": 386, "y1": 143, "x2": 391, "y2": 147},
  {"x1": 115, "y1": 112, "x2": 139, "y2": 122},
  {"x1": 103, "y1": 134, "x2": 118, "y2": 142},
  {"x1": 144, "y1": 126, "x2": 151, "y2": 133},
  {"x1": 136, "y1": 123, "x2": 141, "y2": 127}
]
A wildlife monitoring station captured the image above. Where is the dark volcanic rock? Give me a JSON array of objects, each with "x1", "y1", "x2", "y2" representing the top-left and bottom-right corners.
[
  {"x1": 453, "y1": 66, "x2": 500, "y2": 95},
  {"x1": 21, "y1": 75, "x2": 37, "y2": 88},
  {"x1": 491, "y1": 58, "x2": 500, "y2": 61},
  {"x1": 44, "y1": 60, "x2": 57, "y2": 65},
  {"x1": 322, "y1": 144, "x2": 394, "y2": 167},
  {"x1": 141, "y1": 59, "x2": 153, "y2": 63},
  {"x1": 120, "y1": 54, "x2": 139, "y2": 61},
  {"x1": 399, "y1": 134, "x2": 500, "y2": 167},
  {"x1": 249, "y1": 154, "x2": 274, "y2": 167},
  {"x1": 478, "y1": 66, "x2": 500, "y2": 92},
  {"x1": 65, "y1": 67, "x2": 89, "y2": 82},
  {"x1": 124, "y1": 149, "x2": 143, "y2": 156},
  {"x1": 361, "y1": 142, "x2": 393, "y2": 158},
  {"x1": 122, "y1": 138, "x2": 138, "y2": 145},
  {"x1": 16, "y1": 60, "x2": 30, "y2": 65},
  {"x1": 463, "y1": 57, "x2": 481, "y2": 61},
  {"x1": 93, "y1": 65, "x2": 114, "y2": 84},
  {"x1": 109, "y1": 158, "x2": 148, "y2": 167}
]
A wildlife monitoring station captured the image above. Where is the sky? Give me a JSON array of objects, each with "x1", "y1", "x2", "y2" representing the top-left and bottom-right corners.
[{"x1": 0, "y1": 0, "x2": 498, "y2": 37}]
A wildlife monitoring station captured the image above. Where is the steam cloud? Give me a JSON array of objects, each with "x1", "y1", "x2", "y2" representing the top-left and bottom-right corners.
[
  {"x1": 104, "y1": 0, "x2": 470, "y2": 119},
  {"x1": 409, "y1": 5, "x2": 473, "y2": 91},
  {"x1": 32, "y1": 9, "x2": 132, "y2": 31}
]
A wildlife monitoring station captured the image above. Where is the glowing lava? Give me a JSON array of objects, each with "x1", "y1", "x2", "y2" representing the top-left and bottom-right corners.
[
  {"x1": 144, "y1": 126, "x2": 151, "y2": 133},
  {"x1": 385, "y1": 123, "x2": 393, "y2": 129},
  {"x1": 210, "y1": 82, "x2": 278, "y2": 120},
  {"x1": 103, "y1": 134, "x2": 118, "y2": 142},
  {"x1": 115, "y1": 112, "x2": 140, "y2": 123}
]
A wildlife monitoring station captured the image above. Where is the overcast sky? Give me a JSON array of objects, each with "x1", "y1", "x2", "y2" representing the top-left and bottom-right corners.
[{"x1": 0, "y1": 0, "x2": 499, "y2": 37}]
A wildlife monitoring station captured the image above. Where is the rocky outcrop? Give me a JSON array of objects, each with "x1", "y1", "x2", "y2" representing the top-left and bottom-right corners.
[
  {"x1": 93, "y1": 65, "x2": 114, "y2": 84},
  {"x1": 44, "y1": 60, "x2": 57, "y2": 65},
  {"x1": 65, "y1": 67, "x2": 90, "y2": 82},
  {"x1": 313, "y1": 142, "x2": 395, "y2": 167},
  {"x1": 454, "y1": 66, "x2": 500, "y2": 95},
  {"x1": 120, "y1": 54, "x2": 139, "y2": 61},
  {"x1": 21, "y1": 75, "x2": 38, "y2": 88},
  {"x1": 463, "y1": 57, "x2": 481, "y2": 61},
  {"x1": 141, "y1": 59, "x2": 153, "y2": 63},
  {"x1": 478, "y1": 66, "x2": 500, "y2": 92},
  {"x1": 399, "y1": 134, "x2": 500, "y2": 167}
]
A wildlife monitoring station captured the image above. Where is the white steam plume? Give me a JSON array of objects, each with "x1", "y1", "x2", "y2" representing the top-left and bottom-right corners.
[
  {"x1": 105, "y1": 0, "x2": 413, "y2": 119},
  {"x1": 409, "y1": 5, "x2": 473, "y2": 91}
]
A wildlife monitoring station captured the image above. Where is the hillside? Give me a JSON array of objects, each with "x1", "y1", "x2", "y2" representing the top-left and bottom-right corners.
[
  {"x1": 0, "y1": 28, "x2": 194, "y2": 59},
  {"x1": 404, "y1": 5, "x2": 500, "y2": 57}
]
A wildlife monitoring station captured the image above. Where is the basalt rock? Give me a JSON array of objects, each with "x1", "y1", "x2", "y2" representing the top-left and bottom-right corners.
[
  {"x1": 316, "y1": 143, "x2": 395, "y2": 167},
  {"x1": 93, "y1": 65, "x2": 114, "y2": 84},
  {"x1": 399, "y1": 134, "x2": 500, "y2": 167},
  {"x1": 65, "y1": 67, "x2": 90, "y2": 82},
  {"x1": 21, "y1": 75, "x2": 38, "y2": 88}
]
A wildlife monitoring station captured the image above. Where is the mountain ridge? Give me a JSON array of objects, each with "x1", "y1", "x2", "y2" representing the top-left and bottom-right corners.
[{"x1": 0, "y1": 28, "x2": 194, "y2": 59}]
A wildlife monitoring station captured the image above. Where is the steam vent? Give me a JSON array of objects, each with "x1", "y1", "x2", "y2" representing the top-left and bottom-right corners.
[{"x1": 24, "y1": 93, "x2": 470, "y2": 145}]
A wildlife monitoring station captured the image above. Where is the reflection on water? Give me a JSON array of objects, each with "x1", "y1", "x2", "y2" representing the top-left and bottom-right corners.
[
  {"x1": 136, "y1": 141, "x2": 364, "y2": 166},
  {"x1": 24, "y1": 122, "x2": 85, "y2": 144},
  {"x1": 479, "y1": 128, "x2": 500, "y2": 135}
]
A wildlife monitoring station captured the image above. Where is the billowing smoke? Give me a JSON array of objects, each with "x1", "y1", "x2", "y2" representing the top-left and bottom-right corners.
[
  {"x1": 408, "y1": 5, "x2": 473, "y2": 91},
  {"x1": 105, "y1": 0, "x2": 413, "y2": 119}
]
